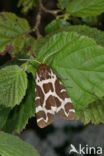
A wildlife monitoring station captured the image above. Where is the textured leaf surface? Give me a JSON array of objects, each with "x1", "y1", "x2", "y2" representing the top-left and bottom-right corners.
[
  {"x1": 58, "y1": 0, "x2": 104, "y2": 17},
  {"x1": 0, "y1": 12, "x2": 30, "y2": 54},
  {"x1": 0, "y1": 65, "x2": 28, "y2": 107},
  {"x1": 45, "y1": 19, "x2": 69, "y2": 34},
  {"x1": 18, "y1": 0, "x2": 37, "y2": 13},
  {"x1": 37, "y1": 32, "x2": 104, "y2": 109},
  {"x1": 0, "y1": 132, "x2": 39, "y2": 156},
  {"x1": 45, "y1": 23, "x2": 104, "y2": 47},
  {"x1": 67, "y1": 25, "x2": 104, "y2": 47},
  {"x1": 0, "y1": 106, "x2": 10, "y2": 129},
  {"x1": 3, "y1": 76, "x2": 35, "y2": 133},
  {"x1": 58, "y1": 0, "x2": 72, "y2": 10},
  {"x1": 82, "y1": 16, "x2": 98, "y2": 26},
  {"x1": 76, "y1": 98, "x2": 104, "y2": 124}
]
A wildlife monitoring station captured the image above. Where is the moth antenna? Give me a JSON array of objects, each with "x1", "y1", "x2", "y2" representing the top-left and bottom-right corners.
[{"x1": 18, "y1": 59, "x2": 41, "y2": 64}]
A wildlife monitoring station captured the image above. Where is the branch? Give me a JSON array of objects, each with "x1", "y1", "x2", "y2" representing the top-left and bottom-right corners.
[
  {"x1": 32, "y1": 1, "x2": 42, "y2": 38},
  {"x1": 40, "y1": 2, "x2": 61, "y2": 16},
  {"x1": 32, "y1": 0, "x2": 61, "y2": 38}
]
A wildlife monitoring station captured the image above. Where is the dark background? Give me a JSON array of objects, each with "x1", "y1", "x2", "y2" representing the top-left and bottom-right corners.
[{"x1": 0, "y1": 1, "x2": 104, "y2": 156}]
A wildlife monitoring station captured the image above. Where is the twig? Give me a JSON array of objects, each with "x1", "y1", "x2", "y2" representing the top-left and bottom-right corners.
[
  {"x1": 32, "y1": 0, "x2": 61, "y2": 38},
  {"x1": 32, "y1": 0, "x2": 42, "y2": 38},
  {"x1": 40, "y1": 1, "x2": 61, "y2": 16}
]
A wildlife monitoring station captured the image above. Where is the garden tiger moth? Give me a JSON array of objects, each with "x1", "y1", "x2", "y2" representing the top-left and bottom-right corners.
[{"x1": 35, "y1": 64, "x2": 75, "y2": 128}]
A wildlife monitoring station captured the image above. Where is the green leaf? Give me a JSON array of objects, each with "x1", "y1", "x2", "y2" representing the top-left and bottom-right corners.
[
  {"x1": 0, "y1": 65, "x2": 28, "y2": 107},
  {"x1": 37, "y1": 32, "x2": 104, "y2": 109},
  {"x1": 21, "y1": 61, "x2": 36, "y2": 76},
  {"x1": 58, "y1": 0, "x2": 72, "y2": 10},
  {"x1": 0, "y1": 12, "x2": 30, "y2": 54},
  {"x1": 82, "y1": 16, "x2": 98, "y2": 26},
  {"x1": 0, "y1": 106, "x2": 11, "y2": 129},
  {"x1": 18, "y1": 0, "x2": 38, "y2": 13},
  {"x1": 0, "y1": 132, "x2": 40, "y2": 156},
  {"x1": 37, "y1": 31, "x2": 96, "y2": 62},
  {"x1": 45, "y1": 25, "x2": 104, "y2": 47},
  {"x1": 66, "y1": 0, "x2": 104, "y2": 17},
  {"x1": 3, "y1": 76, "x2": 35, "y2": 133},
  {"x1": 45, "y1": 19, "x2": 69, "y2": 34},
  {"x1": 76, "y1": 97, "x2": 104, "y2": 124},
  {"x1": 66, "y1": 25, "x2": 104, "y2": 47},
  {"x1": 45, "y1": 24, "x2": 104, "y2": 47}
]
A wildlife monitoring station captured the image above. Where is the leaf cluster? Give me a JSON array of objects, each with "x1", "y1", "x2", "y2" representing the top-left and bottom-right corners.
[{"x1": 0, "y1": 0, "x2": 104, "y2": 155}]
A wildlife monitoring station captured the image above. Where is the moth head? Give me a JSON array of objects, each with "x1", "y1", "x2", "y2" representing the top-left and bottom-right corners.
[{"x1": 37, "y1": 64, "x2": 52, "y2": 81}]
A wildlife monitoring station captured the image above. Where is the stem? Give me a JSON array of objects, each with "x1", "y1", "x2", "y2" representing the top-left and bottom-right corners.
[
  {"x1": 32, "y1": 0, "x2": 61, "y2": 37},
  {"x1": 19, "y1": 59, "x2": 41, "y2": 64},
  {"x1": 32, "y1": 0, "x2": 42, "y2": 38},
  {"x1": 40, "y1": 1, "x2": 61, "y2": 16}
]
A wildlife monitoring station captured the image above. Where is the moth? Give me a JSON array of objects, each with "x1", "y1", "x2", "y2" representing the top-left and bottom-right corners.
[{"x1": 35, "y1": 64, "x2": 75, "y2": 128}]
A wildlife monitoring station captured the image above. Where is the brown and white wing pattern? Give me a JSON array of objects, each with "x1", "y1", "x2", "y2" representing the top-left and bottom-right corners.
[
  {"x1": 35, "y1": 64, "x2": 75, "y2": 128},
  {"x1": 55, "y1": 79, "x2": 75, "y2": 119},
  {"x1": 35, "y1": 64, "x2": 57, "y2": 128}
]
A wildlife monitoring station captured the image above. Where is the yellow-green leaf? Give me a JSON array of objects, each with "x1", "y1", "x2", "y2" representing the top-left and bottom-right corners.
[
  {"x1": 0, "y1": 65, "x2": 28, "y2": 107},
  {"x1": 0, "y1": 132, "x2": 39, "y2": 156},
  {"x1": 0, "y1": 12, "x2": 30, "y2": 54}
]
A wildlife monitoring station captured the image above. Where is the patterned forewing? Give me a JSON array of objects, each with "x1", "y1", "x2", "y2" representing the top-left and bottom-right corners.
[
  {"x1": 35, "y1": 64, "x2": 76, "y2": 128},
  {"x1": 35, "y1": 68, "x2": 57, "y2": 128},
  {"x1": 55, "y1": 79, "x2": 75, "y2": 120}
]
